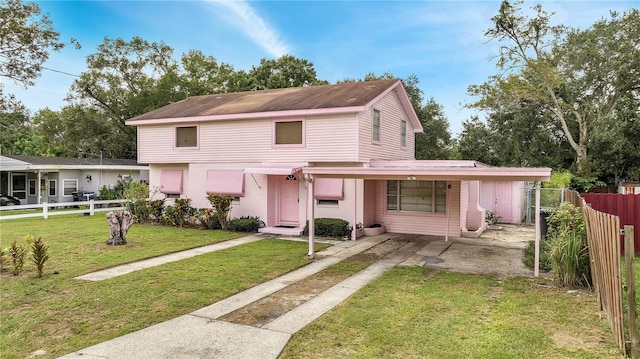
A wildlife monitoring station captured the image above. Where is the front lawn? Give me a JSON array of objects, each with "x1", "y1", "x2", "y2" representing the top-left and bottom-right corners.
[
  {"x1": 282, "y1": 267, "x2": 624, "y2": 359},
  {"x1": 0, "y1": 215, "x2": 323, "y2": 359}
]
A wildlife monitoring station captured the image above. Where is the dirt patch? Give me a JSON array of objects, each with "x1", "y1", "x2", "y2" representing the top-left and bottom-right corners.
[{"x1": 218, "y1": 239, "x2": 408, "y2": 327}]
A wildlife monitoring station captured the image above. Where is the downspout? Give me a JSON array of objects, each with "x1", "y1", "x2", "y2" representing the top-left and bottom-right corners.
[
  {"x1": 445, "y1": 182, "x2": 452, "y2": 241},
  {"x1": 353, "y1": 179, "x2": 357, "y2": 241},
  {"x1": 534, "y1": 181, "x2": 541, "y2": 277},
  {"x1": 307, "y1": 175, "x2": 315, "y2": 258}
]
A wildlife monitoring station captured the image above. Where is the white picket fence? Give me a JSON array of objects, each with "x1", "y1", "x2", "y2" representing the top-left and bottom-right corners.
[{"x1": 0, "y1": 199, "x2": 128, "y2": 220}]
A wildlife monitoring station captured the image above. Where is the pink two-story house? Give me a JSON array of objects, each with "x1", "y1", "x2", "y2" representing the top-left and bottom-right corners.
[{"x1": 126, "y1": 79, "x2": 550, "y2": 256}]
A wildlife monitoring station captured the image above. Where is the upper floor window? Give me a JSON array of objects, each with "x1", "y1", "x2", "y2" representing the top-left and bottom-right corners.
[
  {"x1": 274, "y1": 119, "x2": 304, "y2": 146},
  {"x1": 176, "y1": 126, "x2": 198, "y2": 148},
  {"x1": 372, "y1": 109, "x2": 381, "y2": 142},
  {"x1": 386, "y1": 180, "x2": 447, "y2": 214},
  {"x1": 401, "y1": 120, "x2": 407, "y2": 147}
]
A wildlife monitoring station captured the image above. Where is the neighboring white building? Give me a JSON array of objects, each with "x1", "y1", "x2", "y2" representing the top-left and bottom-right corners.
[{"x1": 0, "y1": 155, "x2": 149, "y2": 204}]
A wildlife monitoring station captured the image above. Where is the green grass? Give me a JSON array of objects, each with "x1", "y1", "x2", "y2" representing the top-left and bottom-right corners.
[
  {"x1": 0, "y1": 215, "x2": 327, "y2": 359},
  {"x1": 281, "y1": 267, "x2": 624, "y2": 359}
]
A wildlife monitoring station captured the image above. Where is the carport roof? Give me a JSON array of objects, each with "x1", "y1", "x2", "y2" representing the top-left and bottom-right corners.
[
  {"x1": 0, "y1": 155, "x2": 148, "y2": 171},
  {"x1": 303, "y1": 160, "x2": 551, "y2": 182}
]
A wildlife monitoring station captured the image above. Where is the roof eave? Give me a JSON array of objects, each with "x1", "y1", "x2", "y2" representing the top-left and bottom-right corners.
[{"x1": 125, "y1": 106, "x2": 366, "y2": 126}]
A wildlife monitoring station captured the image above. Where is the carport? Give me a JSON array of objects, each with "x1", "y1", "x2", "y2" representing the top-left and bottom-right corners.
[{"x1": 303, "y1": 160, "x2": 551, "y2": 276}]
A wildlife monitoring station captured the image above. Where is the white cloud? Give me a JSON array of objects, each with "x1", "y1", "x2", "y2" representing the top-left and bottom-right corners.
[{"x1": 208, "y1": 0, "x2": 290, "y2": 58}]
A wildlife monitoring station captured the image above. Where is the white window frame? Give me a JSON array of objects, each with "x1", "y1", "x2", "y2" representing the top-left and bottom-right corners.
[
  {"x1": 372, "y1": 108, "x2": 381, "y2": 143},
  {"x1": 48, "y1": 179, "x2": 57, "y2": 197},
  {"x1": 28, "y1": 179, "x2": 37, "y2": 196},
  {"x1": 62, "y1": 179, "x2": 78, "y2": 198},
  {"x1": 386, "y1": 180, "x2": 447, "y2": 214}
]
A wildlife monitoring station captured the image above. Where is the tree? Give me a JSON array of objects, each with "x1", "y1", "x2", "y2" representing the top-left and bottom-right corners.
[
  {"x1": 180, "y1": 50, "x2": 236, "y2": 96},
  {"x1": 469, "y1": 1, "x2": 640, "y2": 174},
  {"x1": 246, "y1": 55, "x2": 327, "y2": 90},
  {"x1": 0, "y1": 0, "x2": 76, "y2": 111},
  {"x1": 415, "y1": 98, "x2": 455, "y2": 160},
  {"x1": 65, "y1": 37, "x2": 181, "y2": 159}
]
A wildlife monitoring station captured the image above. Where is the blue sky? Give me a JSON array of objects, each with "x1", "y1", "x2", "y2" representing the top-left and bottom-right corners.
[{"x1": 7, "y1": 0, "x2": 638, "y2": 135}]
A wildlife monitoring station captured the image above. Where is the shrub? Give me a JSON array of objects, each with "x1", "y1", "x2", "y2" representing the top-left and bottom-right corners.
[
  {"x1": 173, "y1": 198, "x2": 195, "y2": 228},
  {"x1": 303, "y1": 218, "x2": 351, "y2": 238},
  {"x1": 9, "y1": 240, "x2": 27, "y2": 276},
  {"x1": 228, "y1": 216, "x2": 263, "y2": 232},
  {"x1": 207, "y1": 194, "x2": 233, "y2": 230},
  {"x1": 195, "y1": 209, "x2": 221, "y2": 230},
  {"x1": 546, "y1": 202, "x2": 590, "y2": 286},
  {"x1": 0, "y1": 247, "x2": 6, "y2": 272},
  {"x1": 124, "y1": 182, "x2": 151, "y2": 222},
  {"x1": 28, "y1": 235, "x2": 49, "y2": 278},
  {"x1": 149, "y1": 199, "x2": 165, "y2": 223},
  {"x1": 522, "y1": 240, "x2": 551, "y2": 271}
]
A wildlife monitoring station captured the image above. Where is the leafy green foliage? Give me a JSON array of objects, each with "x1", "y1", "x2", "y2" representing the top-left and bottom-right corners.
[
  {"x1": 0, "y1": 0, "x2": 75, "y2": 111},
  {"x1": 172, "y1": 198, "x2": 195, "y2": 228},
  {"x1": 522, "y1": 240, "x2": 551, "y2": 271},
  {"x1": 207, "y1": 194, "x2": 233, "y2": 230},
  {"x1": 546, "y1": 203, "x2": 590, "y2": 286},
  {"x1": 227, "y1": 216, "x2": 263, "y2": 232},
  {"x1": 303, "y1": 218, "x2": 351, "y2": 238},
  {"x1": 8, "y1": 239, "x2": 26, "y2": 275},
  {"x1": 28, "y1": 235, "x2": 49, "y2": 278},
  {"x1": 469, "y1": 1, "x2": 640, "y2": 176}
]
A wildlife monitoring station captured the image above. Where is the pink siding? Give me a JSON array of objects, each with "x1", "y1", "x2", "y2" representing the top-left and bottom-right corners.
[
  {"x1": 358, "y1": 91, "x2": 416, "y2": 161},
  {"x1": 374, "y1": 180, "x2": 461, "y2": 236},
  {"x1": 137, "y1": 114, "x2": 359, "y2": 164},
  {"x1": 459, "y1": 180, "x2": 469, "y2": 228}
]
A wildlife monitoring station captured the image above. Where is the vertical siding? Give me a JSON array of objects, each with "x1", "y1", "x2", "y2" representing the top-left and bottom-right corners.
[
  {"x1": 374, "y1": 180, "x2": 461, "y2": 236},
  {"x1": 358, "y1": 91, "x2": 416, "y2": 161},
  {"x1": 460, "y1": 180, "x2": 469, "y2": 229},
  {"x1": 137, "y1": 114, "x2": 358, "y2": 164}
]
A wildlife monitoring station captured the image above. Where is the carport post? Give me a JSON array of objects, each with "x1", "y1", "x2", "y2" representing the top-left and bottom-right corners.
[
  {"x1": 534, "y1": 181, "x2": 541, "y2": 277},
  {"x1": 307, "y1": 176, "x2": 315, "y2": 258}
]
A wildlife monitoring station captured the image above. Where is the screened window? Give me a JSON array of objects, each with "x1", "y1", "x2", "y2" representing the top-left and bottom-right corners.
[
  {"x1": 48, "y1": 180, "x2": 57, "y2": 196},
  {"x1": 401, "y1": 120, "x2": 407, "y2": 147},
  {"x1": 274, "y1": 120, "x2": 303, "y2": 145},
  {"x1": 386, "y1": 180, "x2": 447, "y2": 214},
  {"x1": 372, "y1": 109, "x2": 381, "y2": 142},
  {"x1": 176, "y1": 126, "x2": 198, "y2": 147},
  {"x1": 317, "y1": 199, "x2": 339, "y2": 206},
  {"x1": 63, "y1": 179, "x2": 78, "y2": 197}
]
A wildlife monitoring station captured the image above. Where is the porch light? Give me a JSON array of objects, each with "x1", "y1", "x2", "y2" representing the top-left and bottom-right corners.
[
  {"x1": 86, "y1": 175, "x2": 92, "y2": 182},
  {"x1": 407, "y1": 175, "x2": 416, "y2": 180}
]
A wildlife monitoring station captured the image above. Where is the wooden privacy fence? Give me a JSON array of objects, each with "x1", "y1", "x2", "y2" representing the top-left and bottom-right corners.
[
  {"x1": 582, "y1": 193, "x2": 640, "y2": 254},
  {"x1": 565, "y1": 189, "x2": 639, "y2": 357}
]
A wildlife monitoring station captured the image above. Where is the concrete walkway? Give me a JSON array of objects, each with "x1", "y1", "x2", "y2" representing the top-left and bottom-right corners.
[{"x1": 59, "y1": 235, "x2": 421, "y2": 359}]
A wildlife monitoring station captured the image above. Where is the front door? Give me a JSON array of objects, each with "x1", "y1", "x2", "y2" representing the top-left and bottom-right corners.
[
  {"x1": 494, "y1": 182, "x2": 512, "y2": 222},
  {"x1": 279, "y1": 175, "x2": 299, "y2": 224}
]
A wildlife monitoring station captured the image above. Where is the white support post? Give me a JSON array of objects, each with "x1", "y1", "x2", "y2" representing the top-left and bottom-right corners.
[
  {"x1": 534, "y1": 181, "x2": 541, "y2": 277},
  {"x1": 307, "y1": 176, "x2": 315, "y2": 258},
  {"x1": 37, "y1": 171, "x2": 42, "y2": 205},
  {"x1": 43, "y1": 202, "x2": 48, "y2": 219}
]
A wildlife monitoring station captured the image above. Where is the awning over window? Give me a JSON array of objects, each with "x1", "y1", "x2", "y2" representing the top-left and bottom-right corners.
[
  {"x1": 244, "y1": 163, "x2": 306, "y2": 175},
  {"x1": 160, "y1": 170, "x2": 183, "y2": 194},
  {"x1": 314, "y1": 178, "x2": 344, "y2": 200},
  {"x1": 206, "y1": 170, "x2": 244, "y2": 197}
]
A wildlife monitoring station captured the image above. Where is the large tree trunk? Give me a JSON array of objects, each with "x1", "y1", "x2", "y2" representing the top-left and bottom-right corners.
[{"x1": 106, "y1": 211, "x2": 134, "y2": 245}]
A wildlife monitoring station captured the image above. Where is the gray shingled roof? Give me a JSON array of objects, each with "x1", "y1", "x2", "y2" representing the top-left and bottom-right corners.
[
  {"x1": 2, "y1": 155, "x2": 140, "y2": 167},
  {"x1": 128, "y1": 79, "x2": 401, "y2": 122}
]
